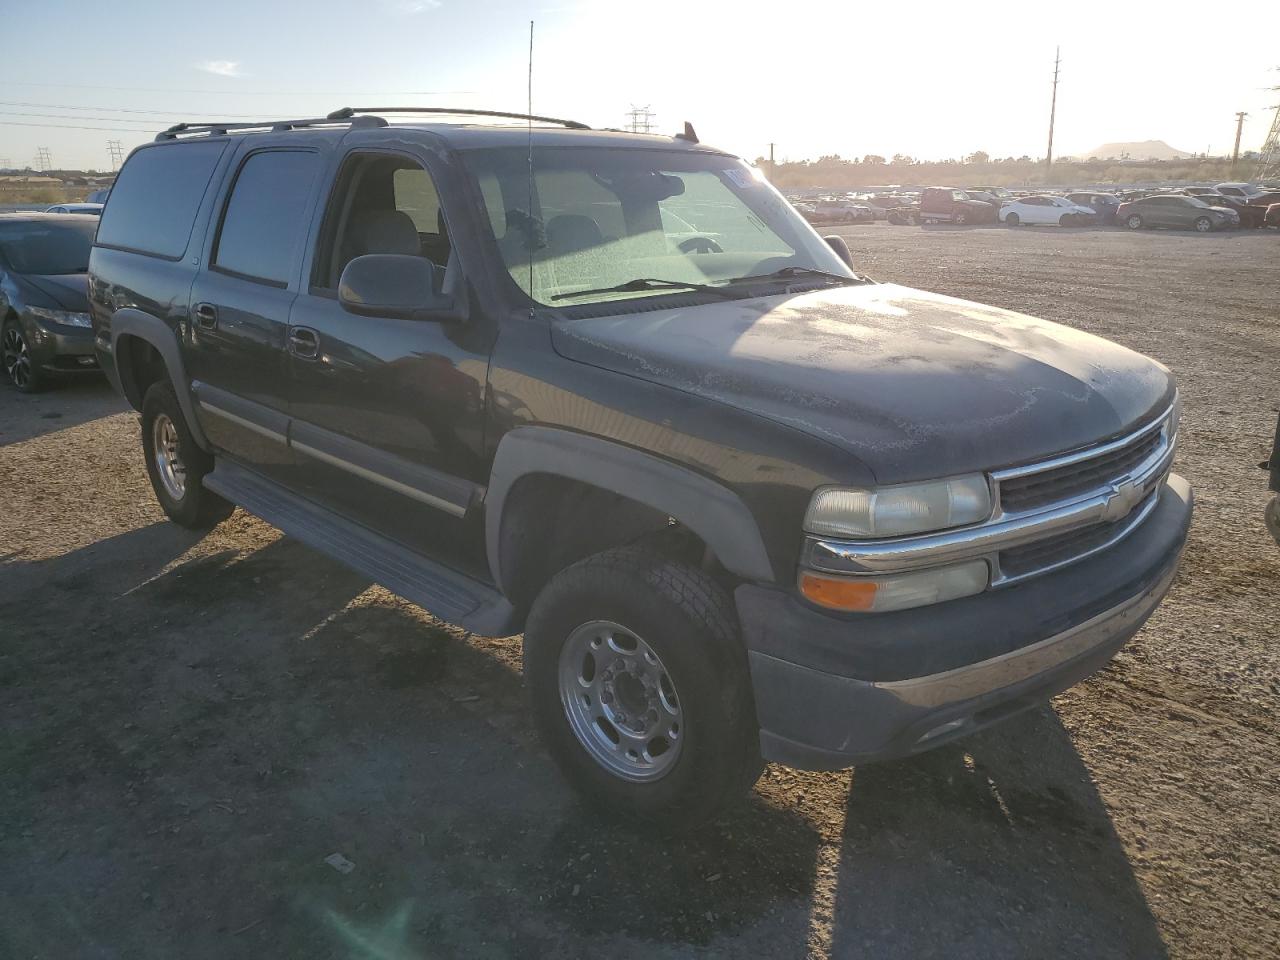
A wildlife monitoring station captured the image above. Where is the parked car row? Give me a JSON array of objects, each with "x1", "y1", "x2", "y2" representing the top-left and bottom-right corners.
[{"x1": 788, "y1": 180, "x2": 1280, "y2": 233}]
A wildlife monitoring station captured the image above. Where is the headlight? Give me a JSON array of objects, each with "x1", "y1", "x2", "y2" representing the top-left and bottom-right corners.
[
  {"x1": 799, "y1": 560, "x2": 990, "y2": 613},
  {"x1": 804, "y1": 474, "x2": 992, "y2": 539},
  {"x1": 28, "y1": 306, "x2": 91, "y2": 328}
]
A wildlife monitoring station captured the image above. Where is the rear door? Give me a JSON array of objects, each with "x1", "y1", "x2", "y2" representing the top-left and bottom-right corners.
[{"x1": 185, "y1": 146, "x2": 324, "y2": 481}]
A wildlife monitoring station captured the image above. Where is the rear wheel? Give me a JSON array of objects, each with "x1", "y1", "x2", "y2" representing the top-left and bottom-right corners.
[
  {"x1": 1005, "y1": 212, "x2": 1020, "y2": 227},
  {"x1": 1059, "y1": 213, "x2": 1074, "y2": 227},
  {"x1": 141, "y1": 380, "x2": 233, "y2": 529},
  {"x1": 1266, "y1": 497, "x2": 1280, "y2": 546},
  {"x1": 2, "y1": 319, "x2": 45, "y2": 393},
  {"x1": 524, "y1": 545, "x2": 762, "y2": 827},
  {"x1": 1194, "y1": 216, "x2": 1213, "y2": 233},
  {"x1": 1126, "y1": 214, "x2": 1144, "y2": 230}
]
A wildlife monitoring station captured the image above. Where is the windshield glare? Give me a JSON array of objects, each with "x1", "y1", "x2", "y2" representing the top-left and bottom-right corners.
[
  {"x1": 0, "y1": 220, "x2": 96, "y2": 274},
  {"x1": 464, "y1": 146, "x2": 854, "y2": 305}
]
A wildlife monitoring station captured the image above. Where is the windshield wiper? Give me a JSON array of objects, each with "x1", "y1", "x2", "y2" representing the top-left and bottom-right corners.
[
  {"x1": 549, "y1": 277, "x2": 736, "y2": 302},
  {"x1": 724, "y1": 266, "x2": 867, "y2": 286}
]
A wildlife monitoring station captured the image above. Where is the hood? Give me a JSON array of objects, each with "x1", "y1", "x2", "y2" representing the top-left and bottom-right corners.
[
  {"x1": 552, "y1": 283, "x2": 1174, "y2": 484},
  {"x1": 19, "y1": 273, "x2": 89, "y2": 311}
]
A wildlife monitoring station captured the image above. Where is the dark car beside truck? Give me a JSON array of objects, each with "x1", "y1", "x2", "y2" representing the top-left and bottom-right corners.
[
  {"x1": 88, "y1": 107, "x2": 1192, "y2": 823},
  {"x1": 1, "y1": 213, "x2": 100, "y2": 391},
  {"x1": 918, "y1": 187, "x2": 999, "y2": 224}
]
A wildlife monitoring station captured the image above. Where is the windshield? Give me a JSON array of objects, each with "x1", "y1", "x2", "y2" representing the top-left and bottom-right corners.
[
  {"x1": 463, "y1": 146, "x2": 853, "y2": 305},
  {"x1": 0, "y1": 219, "x2": 96, "y2": 274}
]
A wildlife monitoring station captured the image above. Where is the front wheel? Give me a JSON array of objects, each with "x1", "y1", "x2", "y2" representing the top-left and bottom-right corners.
[
  {"x1": 1266, "y1": 497, "x2": 1280, "y2": 546},
  {"x1": 1194, "y1": 216, "x2": 1213, "y2": 233},
  {"x1": 524, "y1": 546, "x2": 762, "y2": 827},
  {"x1": 952, "y1": 209, "x2": 968, "y2": 225},
  {"x1": 1126, "y1": 214, "x2": 1144, "y2": 230},
  {"x1": 2, "y1": 318, "x2": 46, "y2": 393},
  {"x1": 1004, "y1": 212, "x2": 1020, "y2": 227},
  {"x1": 141, "y1": 380, "x2": 234, "y2": 529}
]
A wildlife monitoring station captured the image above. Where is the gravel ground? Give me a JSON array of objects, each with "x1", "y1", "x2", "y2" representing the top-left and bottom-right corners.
[{"x1": 2, "y1": 225, "x2": 1277, "y2": 959}]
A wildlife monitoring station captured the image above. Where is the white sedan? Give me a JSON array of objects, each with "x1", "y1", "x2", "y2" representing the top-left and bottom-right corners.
[{"x1": 999, "y1": 195, "x2": 1097, "y2": 227}]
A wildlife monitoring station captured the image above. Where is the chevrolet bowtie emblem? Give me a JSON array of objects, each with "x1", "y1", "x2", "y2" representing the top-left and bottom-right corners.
[{"x1": 1101, "y1": 478, "x2": 1143, "y2": 523}]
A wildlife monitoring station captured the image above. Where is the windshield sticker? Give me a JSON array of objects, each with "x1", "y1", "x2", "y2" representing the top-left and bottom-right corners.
[{"x1": 722, "y1": 168, "x2": 754, "y2": 189}]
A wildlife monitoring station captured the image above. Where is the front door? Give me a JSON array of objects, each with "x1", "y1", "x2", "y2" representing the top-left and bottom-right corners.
[
  {"x1": 186, "y1": 146, "x2": 324, "y2": 481},
  {"x1": 286, "y1": 145, "x2": 493, "y2": 575}
]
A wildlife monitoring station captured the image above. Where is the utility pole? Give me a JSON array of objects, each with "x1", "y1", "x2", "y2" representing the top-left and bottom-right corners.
[
  {"x1": 107, "y1": 140, "x2": 124, "y2": 173},
  {"x1": 35, "y1": 146, "x2": 53, "y2": 173},
  {"x1": 1045, "y1": 47, "x2": 1060, "y2": 175},
  {"x1": 768, "y1": 142, "x2": 776, "y2": 177},
  {"x1": 1230, "y1": 113, "x2": 1248, "y2": 176},
  {"x1": 625, "y1": 105, "x2": 655, "y2": 134}
]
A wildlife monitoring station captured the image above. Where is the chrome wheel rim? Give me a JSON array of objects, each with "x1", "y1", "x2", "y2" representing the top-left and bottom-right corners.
[
  {"x1": 2, "y1": 327, "x2": 30, "y2": 388},
  {"x1": 1195, "y1": 218, "x2": 1211, "y2": 232},
  {"x1": 1127, "y1": 216, "x2": 1142, "y2": 229},
  {"x1": 151, "y1": 413, "x2": 187, "y2": 500},
  {"x1": 558, "y1": 619, "x2": 683, "y2": 782}
]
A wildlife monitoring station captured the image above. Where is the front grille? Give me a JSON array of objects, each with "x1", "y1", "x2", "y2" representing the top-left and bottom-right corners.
[
  {"x1": 998, "y1": 425, "x2": 1165, "y2": 514},
  {"x1": 998, "y1": 495, "x2": 1154, "y2": 579}
]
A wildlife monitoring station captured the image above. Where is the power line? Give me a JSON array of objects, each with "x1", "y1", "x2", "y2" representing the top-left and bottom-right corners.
[
  {"x1": 0, "y1": 99, "x2": 276, "y2": 118},
  {"x1": 0, "y1": 110, "x2": 171, "y2": 126},
  {"x1": 0, "y1": 78, "x2": 474, "y2": 96},
  {"x1": 0, "y1": 120, "x2": 162, "y2": 132}
]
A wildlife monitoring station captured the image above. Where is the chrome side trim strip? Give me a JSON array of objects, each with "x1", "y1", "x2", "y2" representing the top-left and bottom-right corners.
[
  {"x1": 291, "y1": 440, "x2": 467, "y2": 518},
  {"x1": 198, "y1": 400, "x2": 287, "y2": 445},
  {"x1": 804, "y1": 436, "x2": 1176, "y2": 575},
  {"x1": 875, "y1": 558, "x2": 1180, "y2": 708}
]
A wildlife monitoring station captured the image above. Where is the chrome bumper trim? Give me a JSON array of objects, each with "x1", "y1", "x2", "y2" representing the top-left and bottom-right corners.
[{"x1": 875, "y1": 556, "x2": 1180, "y2": 708}]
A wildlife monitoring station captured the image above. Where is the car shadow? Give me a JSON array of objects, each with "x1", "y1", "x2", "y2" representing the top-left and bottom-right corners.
[
  {"x1": 1, "y1": 524, "x2": 1166, "y2": 959},
  {"x1": 826, "y1": 709, "x2": 1168, "y2": 959},
  {"x1": 0, "y1": 376, "x2": 125, "y2": 447}
]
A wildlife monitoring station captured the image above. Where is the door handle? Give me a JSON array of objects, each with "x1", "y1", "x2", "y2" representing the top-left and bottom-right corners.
[
  {"x1": 288, "y1": 326, "x2": 320, "y2": 360},
  {"x1": 193, "y1": 302, "x2": 217, "y2": 330}
]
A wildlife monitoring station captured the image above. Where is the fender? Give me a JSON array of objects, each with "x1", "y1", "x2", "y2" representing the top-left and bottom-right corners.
[
  {"x1": 485, "y1": 427, "x2": 775, "y2": 592},
  {"x1": 108, "y1": 308, "x2": 211, "y2": 451}
]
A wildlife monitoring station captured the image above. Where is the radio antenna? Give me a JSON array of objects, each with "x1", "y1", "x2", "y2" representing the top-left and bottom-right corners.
[{"x1": 526, "y1": 19, "x2": 535, "y2": 306}]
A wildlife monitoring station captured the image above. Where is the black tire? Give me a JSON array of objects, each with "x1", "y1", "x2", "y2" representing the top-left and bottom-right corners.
[
  {"x1": 141, "y1": 380, "x2": 233, "y2": 529},
  {"x1": 1125, "y1": 214, "x2": 1144, "y2": 230},
  {"x1": 952, "y1": 209, "x2": 967, "y2": 225},
  {"x1": 1059, "y1": 213, "x2": 1073, "y2": 227},
  {"x1": 1266, "y1": 497, "x2": 1280, "y2": 547},
  {"x1": 524, "y1": 545, "x2": 762, "y2": 827},
  {"x1": 1005, "y1": 212, "x2": 1020, "y2": 227},
  {"x1": 2, "y1": 318, "x2": 47, "y2": 393}
]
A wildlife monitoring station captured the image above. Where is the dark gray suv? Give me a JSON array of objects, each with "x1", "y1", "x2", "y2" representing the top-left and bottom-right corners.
[{"x1": 88, "y1": 107, "x2": 1192, "y2": 823}]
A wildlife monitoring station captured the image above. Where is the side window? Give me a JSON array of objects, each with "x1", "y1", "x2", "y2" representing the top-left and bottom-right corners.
[
  {"x1": 96, "y1": 141, "x2": 226, "y2": 259},
  {"x1": 952, "y1": 190, "x2": 967, "y2": 201},
  {"x1": 311, "y1": 153, "x2": 447, "y2": 292},
  {"x1": 214, "y1": 150, "x2": 320, "y2": 286}
]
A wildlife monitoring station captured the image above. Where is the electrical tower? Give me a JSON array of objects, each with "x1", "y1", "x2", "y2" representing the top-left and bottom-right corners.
[
  {"x1": 0, "y1": 158, "x2": 10, "y2": 172},
  {"x1": 1045, "y1": 47, "x2": 1061, "y2": 172},
  {"x1": 35, "y1": 147, "x2": 53, "y2": 173},
  {"x1": 625, "y1": 105, "x2": 655, "y2": 134},
  {"x1": 1256, "y1": 96, "x2": 1280, "y2": 181},
  {"x1": 107, "y1": 140, "x2": 124, "y2": 172}
]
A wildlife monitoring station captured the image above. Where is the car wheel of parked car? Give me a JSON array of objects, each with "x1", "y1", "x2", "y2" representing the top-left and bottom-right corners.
[
  {"x1": 524, "y1": 544, "x2": 762, "y2": 827},
  {"x1": 1004, "y1": 212, "x2": 1020, "y2": 227},
  {"x1": 952, "y1": 210, "x2": 968, "y2": 226},
  {"x1": 1125, "y1": 214, "x2": 1144, "y2": 230},
  {"x1": 1059, "y1": 213, "x2": 1074, "y2": 227},
  {"x1": 1194, "y1": 217, "x2": 1212, "y2": 233},
  {"x1": 2, "y1": 319, "x2": 45, "y2": 393},
  {"x1": 141, "y1": 380, "x2": 234, "y2": 529}
]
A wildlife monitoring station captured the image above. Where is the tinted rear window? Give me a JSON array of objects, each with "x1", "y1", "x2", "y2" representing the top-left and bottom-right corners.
[
  {"x1": 96, "y1": 142, "x2": 226, "y2": 258},
  {"x1": 213, "y1": 150, "x2": 321, "y2": 286}
]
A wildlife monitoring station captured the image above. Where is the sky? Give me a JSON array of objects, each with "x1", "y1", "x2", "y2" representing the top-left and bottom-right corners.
[{"x1": 1, "y1": 0, "x2": 1276, "y2": 172}]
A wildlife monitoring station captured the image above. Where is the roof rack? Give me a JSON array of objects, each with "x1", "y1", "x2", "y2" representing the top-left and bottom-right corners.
[
  {"x1": 328, "y1": 106, "x2": 591, "y2": 130},
  {"x1": 156, "y1": 113, "x2": 386, "y2": 141}
]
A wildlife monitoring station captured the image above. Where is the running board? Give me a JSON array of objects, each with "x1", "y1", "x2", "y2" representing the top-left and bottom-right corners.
[{"x1": 203, "y1": 460, "x2": 516, "y2": 637}]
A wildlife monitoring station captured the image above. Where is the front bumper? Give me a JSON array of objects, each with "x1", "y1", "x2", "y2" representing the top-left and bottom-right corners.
[
  {"x1": 25, "y1": 313, "x2": 97, "y2": 373},
  {"x1": 739, "y1": 473, "x2": 1192, "y2": 770}
]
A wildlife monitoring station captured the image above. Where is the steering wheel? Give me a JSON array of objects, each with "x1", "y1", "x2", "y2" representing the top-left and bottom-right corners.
[{"x1": 678, "y1": 235, "x2": 724, "y2": 254}]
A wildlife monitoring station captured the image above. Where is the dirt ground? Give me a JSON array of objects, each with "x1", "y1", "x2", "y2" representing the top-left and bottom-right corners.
[{"x1": 2, "y1": 225, "x2": 1278, "y2": 959}]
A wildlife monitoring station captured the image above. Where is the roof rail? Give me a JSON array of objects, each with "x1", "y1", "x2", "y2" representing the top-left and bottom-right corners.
[
  {"x1": 155, "y1": 113, "x2": 387, "y2": 141},
  {"x1": 328, "y1": 106, "x2": 591, "y2": 130}
]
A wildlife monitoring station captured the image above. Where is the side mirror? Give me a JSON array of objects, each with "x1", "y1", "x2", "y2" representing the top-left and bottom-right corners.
[
  {"x1": 823, "y1": 234, "x2": 855, "y2": 270},
  {"x1": 338, "y1": 254, "x2": 463, "y2": 322}
]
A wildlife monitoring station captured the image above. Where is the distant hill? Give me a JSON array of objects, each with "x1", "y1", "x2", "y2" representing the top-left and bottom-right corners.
[{"x1": 1077, "y1": 140, "x2": 1193, "y2": 161}]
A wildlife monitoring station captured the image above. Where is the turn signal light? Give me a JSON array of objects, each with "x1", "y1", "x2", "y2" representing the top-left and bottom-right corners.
[
  {"x1": 798, "y1": 560, "x2": 990, "y2": 613},
  {"x1": 799, "y1": 572, "x2": 879, "y2": 611}
]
